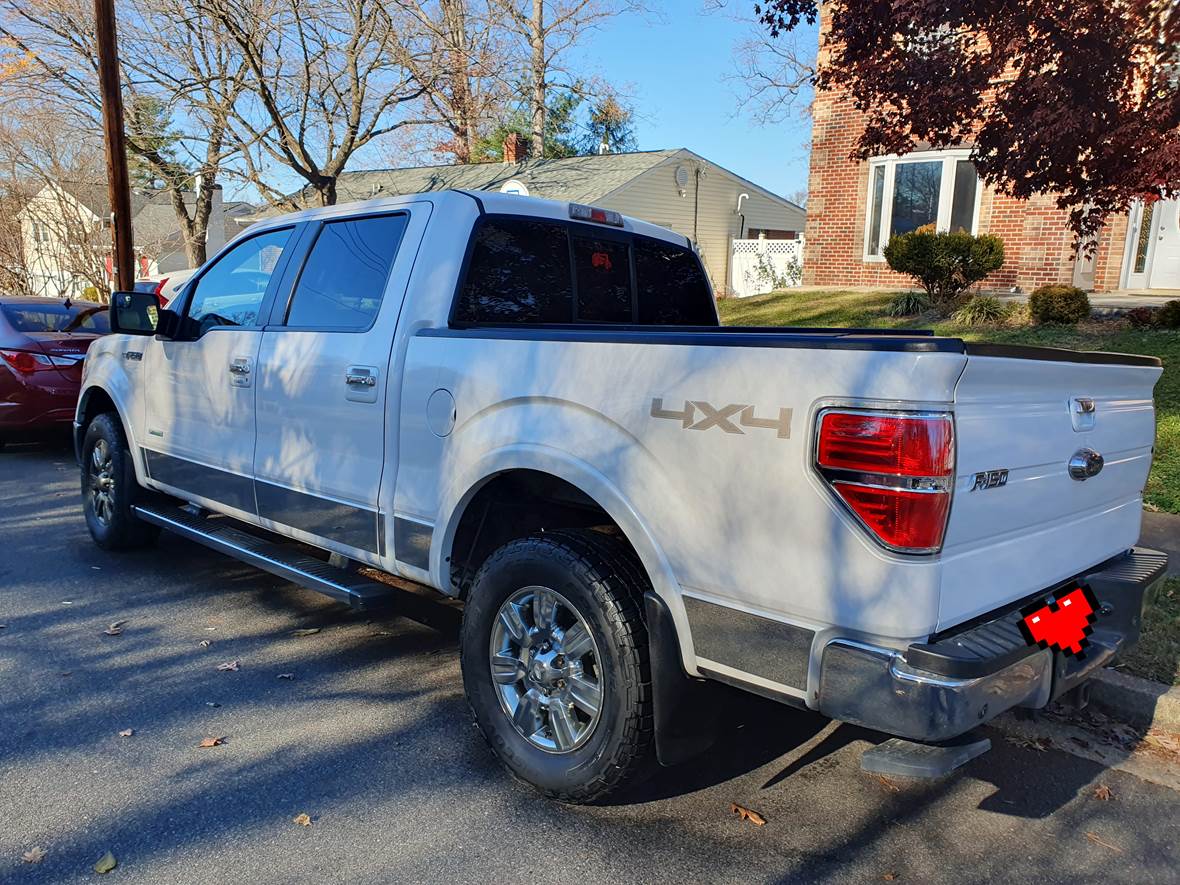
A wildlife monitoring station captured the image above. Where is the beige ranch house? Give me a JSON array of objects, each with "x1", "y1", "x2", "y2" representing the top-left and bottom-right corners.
[{"x1": 311, "y1": 148, "x2": 806, "y2": 296}]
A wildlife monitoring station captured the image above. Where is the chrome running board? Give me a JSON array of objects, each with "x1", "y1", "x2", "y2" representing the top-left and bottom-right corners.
[{"x1": 133, "y1": 503, "x2": 460, "y2": 632}]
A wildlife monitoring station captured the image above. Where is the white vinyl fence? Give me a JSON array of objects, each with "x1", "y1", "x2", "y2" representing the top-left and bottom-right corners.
[{"x1": 729, "y1": 238, "x2": 804, "y2": 298}]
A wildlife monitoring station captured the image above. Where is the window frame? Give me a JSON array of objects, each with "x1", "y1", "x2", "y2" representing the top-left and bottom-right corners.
[
  {"x1": 175, "y1": 224, "x2": 299, "y2": 337},
  {"x1": 275, "y1": 210, "x2": 410, "y2": 334},
  {"x1": 449, "y1": 213, "x2": 717, "y2": 328},
  {"x1": 862, "y1": 149, "x2": 983, "y2": 263}
]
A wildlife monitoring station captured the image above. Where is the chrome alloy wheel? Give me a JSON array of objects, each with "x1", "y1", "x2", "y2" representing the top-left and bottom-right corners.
[
  {"x1": 88, "y1": 438, "x2": 116, "y2": 526},
  {"x1": 489, "y1": 586, "x2": 604, "y2": 753}
]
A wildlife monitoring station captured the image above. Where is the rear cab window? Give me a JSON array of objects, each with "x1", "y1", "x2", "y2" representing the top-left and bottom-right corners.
[{"x1": 453, "y1": 215, "x2": 717, "y2": 327}]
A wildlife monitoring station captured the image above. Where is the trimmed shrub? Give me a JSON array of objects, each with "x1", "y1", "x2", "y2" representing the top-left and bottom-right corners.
[
  {"x1": 1158, "y1": 300, "x2": 1180, "y2": 329},
  {"x1": 953, "y1": 295, "x2": 1011, "y2": 326},
  {"x1": 887, "y1": 291, "x2": 932, "y2": 317},
  {"x1": 883, "y1": 230, "x2": 1005, "y2": 305},
  {"x1": 1028, "y1": 285, "x2": 1091, "y2": 324},
  {"x1": 1125, "y1": 306, "x2": 1159, "y2": 329}
]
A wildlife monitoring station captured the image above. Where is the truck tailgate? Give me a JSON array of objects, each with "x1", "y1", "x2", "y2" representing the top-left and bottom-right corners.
[{"x1": 938, "y1": 347, "x2": 1163, "y2": 630}]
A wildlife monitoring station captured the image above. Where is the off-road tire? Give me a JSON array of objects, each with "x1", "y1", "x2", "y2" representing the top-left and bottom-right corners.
[
  {"x1": 460, "y1": 529, "x2": 655, "y2": 804},
  {"x1": 81, "y1": 412, "x2": 159, "y2": 550}
]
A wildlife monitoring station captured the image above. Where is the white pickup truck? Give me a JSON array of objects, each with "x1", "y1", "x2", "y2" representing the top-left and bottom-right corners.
[{"x1": 77, "y1": 191, "x2": 1168, "y2": 800}]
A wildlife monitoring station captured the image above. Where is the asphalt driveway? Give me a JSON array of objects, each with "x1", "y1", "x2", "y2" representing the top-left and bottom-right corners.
[{"x1": 2, "y1": 441, "x2": 1178, "y2": 884}]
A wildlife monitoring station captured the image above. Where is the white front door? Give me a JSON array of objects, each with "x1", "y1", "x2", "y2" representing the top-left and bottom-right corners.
[
  {"x1": 252, "y1": 210, "x2": 416, "y2": 559},
  {"x1": 1149, "y1": 199, "x2": 1180, "y2": 289},
  {"x1": 142, "y1": 226, "x2": 298, "y2": 516}
]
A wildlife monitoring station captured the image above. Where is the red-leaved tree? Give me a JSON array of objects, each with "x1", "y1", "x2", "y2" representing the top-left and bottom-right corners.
[{"x1": 756, "y1": 0, "x2": 1180, "y2": 242}]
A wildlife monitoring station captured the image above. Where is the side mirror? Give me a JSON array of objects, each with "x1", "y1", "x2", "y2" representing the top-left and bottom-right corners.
[{"x1": 110, "y1": 291, "x2": 161, "y2": 336}]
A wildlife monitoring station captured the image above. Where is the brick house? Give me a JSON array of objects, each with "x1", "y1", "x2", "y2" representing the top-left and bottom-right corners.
[{"x1": 804, "y1": 10, "x2": 1180, "y2": 294}]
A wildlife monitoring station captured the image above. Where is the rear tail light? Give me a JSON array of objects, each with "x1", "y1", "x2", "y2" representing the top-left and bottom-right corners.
[
  {"x1": 0, "y1": 349, "x2": 72, "y2": 375},
  {"x1": 1, "y1": 349, "x2": 48, "y2": 375},
  {"x1": 815, "y1": 410, "x2": 954, "y2": 554}
]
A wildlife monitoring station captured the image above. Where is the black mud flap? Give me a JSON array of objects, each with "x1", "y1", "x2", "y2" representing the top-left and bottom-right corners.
[{"x1": 645, "y1": 591, "x2": 727, "y2": 767}]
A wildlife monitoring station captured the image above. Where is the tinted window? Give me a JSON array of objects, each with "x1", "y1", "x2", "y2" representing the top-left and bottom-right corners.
[
  {"x1": 573, "y1": 235, "x2": 632, "y2": 323},
  {"x1": 634, "y1": 238, "x2": 716, "y2": 325},
  {"x1": 286, "y1": 214, "x2": 408, "y2": 329},
  {"x1": 187, "y1": 227, "x2": 292, "y2": 333},
  {"x1": 454, "y1": 219, "x2": 573, "y2": 323},
  {"x1": 1, "y1": 303, "x2": 110, "y2": 333}
]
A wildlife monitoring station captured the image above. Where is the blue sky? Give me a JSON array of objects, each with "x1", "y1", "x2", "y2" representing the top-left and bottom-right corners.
[{"x1": 575, "y1": 4, "x2": 818, "y2": 200}]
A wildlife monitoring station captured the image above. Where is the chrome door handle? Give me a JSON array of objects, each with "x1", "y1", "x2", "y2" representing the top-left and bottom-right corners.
[
  {"x1": 345, "y1": 372, "x2": 376, "y2": 387},
  {"x1": 229, "y1": 362, "x2": 251, "y2": 375}
]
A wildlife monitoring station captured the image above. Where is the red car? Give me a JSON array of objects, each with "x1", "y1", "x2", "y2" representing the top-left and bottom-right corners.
[{"x1": 0, "y1": 297, "x2": 110, "y2": 445}]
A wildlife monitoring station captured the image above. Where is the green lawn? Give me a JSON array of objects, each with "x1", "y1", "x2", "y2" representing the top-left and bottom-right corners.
[
  {"x1": 719, "y1": 290, "x2": 1180, "y2": 515},
  {"x1": 1117, "y1": 577, "x2": 1180, "y2": 686}
]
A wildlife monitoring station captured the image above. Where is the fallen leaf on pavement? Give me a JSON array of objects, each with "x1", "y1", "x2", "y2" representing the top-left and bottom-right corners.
[
  {"x1": 21, "y1": 846, "x2": 47, "y2": 864},
  {"x1": 293, "y1": 813, "x2": 312, "y2": 827},
  {"x1": 876, "y1": 775, "x2": 900, "y2": 792},
  {"x1": 118, "y1": 729, "x2": 134, "y2": 738},
  {"x1": 1085, "y1": 832, "x2": 1123, "y2": 853},
  {"x1": 1092, "y1": 784, "x2": 1114, "y2": 801},
  {"x1": 217, "y1": 660, "x2": 240, "y2": 672},
  {"x1": 1005, "y1": 735, "x2": 1050, "y2": 752},
  {"x1": 198, "y1": 736, "x2": 225, "y2": 748},
  {"x1": 1145, "y1": 731, "x2": 1180, "y2": 754},
  {"x1": 94, "y1": 850, "x2": 118, "y2": 874},
  {"x1": 277, "y1": 673, "x2": 295, "y2": 680},
  {"x1": 290, "y1": 628, "x2": 321, "y2": 637},
  {"x1": 883, "y1": 874, "x2": 897, "y2": 881},
  {"x1": 729, "y1": 802, "x2": 766, "y2": 827},
  {"x1": 102, "y1": 620, "x2": 127, "y2": 636}
]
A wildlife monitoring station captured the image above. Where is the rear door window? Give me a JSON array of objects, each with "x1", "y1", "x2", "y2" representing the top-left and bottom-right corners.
[
  {"x1": 285, "y1": 214, "x2": 408, "y2": 330},
  {"x1": 454, "y1": 219, "x2": 573, "y2": 324}
]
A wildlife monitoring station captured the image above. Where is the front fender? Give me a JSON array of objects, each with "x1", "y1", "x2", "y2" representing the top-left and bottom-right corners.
[{"x1": 76, "y1": 336, "x2": 145, "y2": 484}]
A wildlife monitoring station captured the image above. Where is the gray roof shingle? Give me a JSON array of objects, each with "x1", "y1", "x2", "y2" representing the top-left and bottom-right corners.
[{"x1": 327, "y1": 149, "x2": 688, "y2": 206}]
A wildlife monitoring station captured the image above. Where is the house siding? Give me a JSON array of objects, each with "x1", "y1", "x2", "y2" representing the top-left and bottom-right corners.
[
  {"x1": 806, "y1": 8, "x2": 1130, "y2": 293},
  {"x1": 601, "y1": 155, "x2": 805, "y2": 293}
]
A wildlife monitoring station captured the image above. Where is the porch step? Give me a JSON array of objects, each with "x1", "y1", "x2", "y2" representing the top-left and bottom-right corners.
[{"x1": 132, "y1": 503, "x2": 461, "y2": 632}]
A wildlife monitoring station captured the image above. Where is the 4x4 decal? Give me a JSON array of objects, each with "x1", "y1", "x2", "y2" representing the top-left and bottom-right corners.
[{"x1": 650, "y1": 398, "x2": 793, "y2": 439}]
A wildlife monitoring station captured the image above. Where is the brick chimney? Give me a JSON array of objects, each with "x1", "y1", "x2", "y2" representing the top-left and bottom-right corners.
[{"x1": 503, "y1": 132, "x2": 525, "y2": 164}]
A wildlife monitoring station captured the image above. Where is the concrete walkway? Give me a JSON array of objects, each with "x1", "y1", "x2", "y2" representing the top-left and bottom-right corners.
[{"x1": 1142, "y1": 511, "x2": 1180, "y2": 576}]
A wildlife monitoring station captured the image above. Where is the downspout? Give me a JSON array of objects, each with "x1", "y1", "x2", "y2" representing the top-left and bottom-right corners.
[
  {"x1": 692, "y1": 165, "x2": 703, "y2": 243},
  {"x1": 726, "y1": 193, "x2": 749, "y2": 297}
]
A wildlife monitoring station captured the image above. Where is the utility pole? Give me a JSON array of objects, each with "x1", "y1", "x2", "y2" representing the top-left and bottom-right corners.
[{"x1": 94, "y1": 0, "x2": 134, "y2": 292}]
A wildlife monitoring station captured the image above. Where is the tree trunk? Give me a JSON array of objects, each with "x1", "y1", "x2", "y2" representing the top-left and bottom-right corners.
[
  {"x1": 529, "y1": 0, "x2": 545, "y2": 158},
  {"x1": 442, "y1": 0, "x2": 475, "y2": 164},
  {"x1": 310, "y1": 175, "x2": 338, "y2": 207}
]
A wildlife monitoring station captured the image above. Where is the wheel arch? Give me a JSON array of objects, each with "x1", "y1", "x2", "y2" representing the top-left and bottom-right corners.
[
  {"x1": 435, "y1": 446, "x2": 699, "y2": 676},
  {"x1": 75, "y1": 384, "x2": 141, "y2": 481}
]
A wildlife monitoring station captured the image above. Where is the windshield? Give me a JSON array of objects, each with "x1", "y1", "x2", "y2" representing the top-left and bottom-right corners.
[{"x1": 1, "y1": 302, "x2": 111, "y2": 334}]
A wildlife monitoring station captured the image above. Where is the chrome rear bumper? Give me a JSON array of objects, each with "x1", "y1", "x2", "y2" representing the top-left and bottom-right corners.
[
  {"x1": 818, "y1": 640, "x2": 1053, "y2": 742},
  {"x1": 817, "y1": 547, "x2": 1168, "y2": 743}
]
